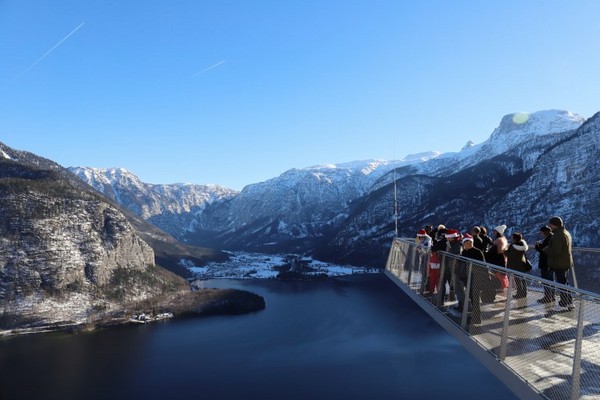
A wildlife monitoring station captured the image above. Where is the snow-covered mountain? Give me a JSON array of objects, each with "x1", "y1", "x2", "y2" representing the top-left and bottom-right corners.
[
  {"x1": 68, "y1": 167, "x2": 238, "y2": 238},
  {"x1": 185, "y1": 109, "x2": 587, "y2": 257},
  {"x1": 185, "y1": 155, "x2": 439, "y2": 253},
  {"x1": 372, "y1": 110, "x2": 586, "y2": 190},
  {"x1": 0, "y1": 142, "x2": 189, "y2": 329},
  {"x1": 66, "y1": 109, "x2": 593, "y2": 270},
  {"x1": 321, "y1": 110, "x2": 595, "y2": 266}
]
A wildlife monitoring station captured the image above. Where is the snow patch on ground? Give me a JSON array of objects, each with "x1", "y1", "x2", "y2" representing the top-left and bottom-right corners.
[{"x1": 188, "y1": 252, "x2": 378, "y2": 280}]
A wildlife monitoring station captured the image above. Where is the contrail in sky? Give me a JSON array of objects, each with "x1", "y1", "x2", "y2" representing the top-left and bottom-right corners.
[
  {"x1": 191, "y1": 60, "x2": 226, "y2": 77},
  {"x1": 3, "y1": 22, "x2": 85, "y2": 89}
]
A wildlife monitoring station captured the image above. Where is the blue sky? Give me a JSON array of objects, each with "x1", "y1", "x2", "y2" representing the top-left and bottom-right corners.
[{"x1": 1, "y1": 1, "x2": 599, "y2": 190}]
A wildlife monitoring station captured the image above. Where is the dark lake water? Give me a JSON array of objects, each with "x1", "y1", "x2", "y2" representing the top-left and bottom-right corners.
[{"x1": 0, "y1": 274, "x2": 516, "y2": 400}]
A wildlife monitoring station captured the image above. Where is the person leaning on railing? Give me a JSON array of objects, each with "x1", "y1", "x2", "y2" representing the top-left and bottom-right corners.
[
  {"x1": 505, "y1": 232, "x2": 530, "y2": 299},
  {"x1": 542, "y1": 216, "x2": 574, "y2": 308}
]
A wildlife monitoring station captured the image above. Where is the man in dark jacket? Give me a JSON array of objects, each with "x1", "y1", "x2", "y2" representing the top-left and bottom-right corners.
[
  {"x1": 543, "y1": 216, "x2": 574, "y2": 308},
  {"x1": 535, "y1": 225, "x2": 554, "y2": 303},
  {"x1": 435, "y1": 228, "x2": 454, "y2": 304},
  {"x1": 471, "y1": 226, "x2": 485, "y2": 252},
  {"x1": 479, "y1": 227, "x2": 494, "y2": 252},
  {"x1": 461, "y1": 234, "x2": 486, "y2": 324},
  {"x1": 445, "y1": 230, "x2": 463, "y2": 307}
]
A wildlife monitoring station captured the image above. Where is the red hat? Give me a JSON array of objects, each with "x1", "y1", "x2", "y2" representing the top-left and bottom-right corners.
[
  {"x1": 445, "y1": 229, "x2": 460, "y2": 238},
  {"x1": 462, "y1": 233, "x2": 474, "y2": 242},
  {"x1": 417, "y1": 229, "x2": 428, "y2": 237}
]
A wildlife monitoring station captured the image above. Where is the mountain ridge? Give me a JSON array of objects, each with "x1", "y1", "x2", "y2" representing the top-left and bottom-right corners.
[{"x1": 68, "y1": 109, "x2": 594, "y2": 270}]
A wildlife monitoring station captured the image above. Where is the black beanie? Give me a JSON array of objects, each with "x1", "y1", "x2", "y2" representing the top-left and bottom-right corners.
[{"x1": 549, "y1": 216, "x2": 563, "y2": 227}]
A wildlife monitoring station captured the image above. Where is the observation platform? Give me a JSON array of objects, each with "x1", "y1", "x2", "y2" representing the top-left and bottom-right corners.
[{"x1": 385, "y1": 238, "x2": 600, "y2": 400}]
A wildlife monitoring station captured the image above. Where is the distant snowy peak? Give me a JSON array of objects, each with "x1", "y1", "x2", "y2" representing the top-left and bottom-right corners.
[
  {"x1": 0, "y1": 142, "x2": 17, "y2": 161},
  {"x1": 300, "y1": 154, "x2": 441, "y2": 180},
  {"x1": 462, "y1": 141, "x2": 475, "y2": 151},
  {"x1": 402, "y1": 151, "x2": 441, "y2": 162},
  {"x1": 68, "y1": 166, "x2": 238, "y2": 221},
  {"x1": 431, "y1": 110, "x2": 584, "y2": 167},
  {"x1": 303, "y1": 159, "x2": 387, "y2": 175},
  {"x1": 69, "y1": 166, "x2": 143, "y2": 195},
  {"x1": 0, "y1": 143, "x2": 14, "y2": 160},
  {"x1": 489, "y1": 110, "x2": 585, "y2": 142}
]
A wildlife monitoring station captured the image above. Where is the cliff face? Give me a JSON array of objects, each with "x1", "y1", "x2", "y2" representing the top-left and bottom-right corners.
[
  {"x1": 0, "y1": 146, "x2": 188, "y2": 330},
  {"x1": 0, "y1": 190, "x2": 153, "y2": 290}
]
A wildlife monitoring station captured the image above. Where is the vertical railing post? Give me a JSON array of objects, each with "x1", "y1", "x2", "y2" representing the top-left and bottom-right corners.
[
  {"x1": 570, "y1": 293, "x2": 585, "y2": 400},
  {"x1": 396, "y1": 242, "x2": 403, "y2": 277},
  {"x1": 436, "y1": 256, "x2": 447, "y2": 308},
  {"x1": 499, "y1": 273, "x2": 514, "y2": 361},
  {"x1": 407, "y1": 244, "x2": 414, "y2": 288},
  {"x1": 419, "y1": 250, "x2": 428, "y2": 295},
  {"x1": 571, "y1": 267, "x2": 579, "y2": 290},
  {"x1": 391, "y1": 241, "x2": 400, "y2": 277},
  {"x1": 385, "y1": 239, "x2": 395, "y2": 272},
  {"x1": 399, "y1": 242, "x2": 408, "y2": 282},
  {"x1": 461, "y1": 262, "x2": 473, "y2": 330},
  {"x1": 396, "y1": 245, "x2": 401, "y2": 275}
]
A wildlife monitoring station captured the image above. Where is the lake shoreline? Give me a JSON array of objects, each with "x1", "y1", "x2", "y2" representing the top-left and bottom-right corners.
[{"x1": 0, "y1": 288, "x2": 266, "y2": 339}]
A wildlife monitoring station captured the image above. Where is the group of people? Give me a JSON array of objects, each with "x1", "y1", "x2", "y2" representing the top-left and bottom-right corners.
[{"x1": 414, "y1": 216, "x2": 575, "y2": 324}]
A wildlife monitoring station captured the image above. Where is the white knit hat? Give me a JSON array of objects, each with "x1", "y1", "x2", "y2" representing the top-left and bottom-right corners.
[{"x1": 494, "y1": 224, "x2": 507, "y2": 235}]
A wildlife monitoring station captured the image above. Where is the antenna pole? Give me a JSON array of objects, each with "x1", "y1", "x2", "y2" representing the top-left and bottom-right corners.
[{"x1": 393, "y1": 145, "x2": 399, "y2": 237}]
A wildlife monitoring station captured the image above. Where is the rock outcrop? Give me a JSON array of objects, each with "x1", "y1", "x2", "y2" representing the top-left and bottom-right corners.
[{"x1": 0, "y1": 143, "x2": 189, "y2": 331}]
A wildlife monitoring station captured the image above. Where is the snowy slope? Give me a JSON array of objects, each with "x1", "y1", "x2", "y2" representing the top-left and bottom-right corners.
[
  {"x1": 69, "y1": 167, "x2": 238, "y2": 238},
  {"x1": 186, "y1": 155, "x2": 440, "y2": 252},
  {"x1": 372, "y1": 110, "x2": 585, "y2": 189}
]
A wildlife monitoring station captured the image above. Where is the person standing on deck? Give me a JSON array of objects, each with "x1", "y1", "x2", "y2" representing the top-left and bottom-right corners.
[
  {"x1": 471, "y1": 226, "x2": 485, "y2": 252},
  {"x1": 416, "y1": 229, "x2": 432, "y2": 247},
  {"x1": 416, "y1": 229, "x2": 433, "y2": 293},
  {"x1": 461, "y1": 234, "x2": 486, "y2": 325},
  {"x1": 543, "y1": 216, "x2": 574, "y2": 308},
  {"x1": 505, "y1": 232, "x2": 530, "y2": 299},
  {"x1": 479, "y1": 227, "x2": 494, "y2": 252},
  {"x1": 444, "y1": 229, "x2": 463, "y2": 306},
  {"x1": 432, "y1": 226, "x2": 450, "y2": 299},
  {"x1": 486, "y1": 225, "x2": 509, "y2": 289},
  {"x1": 535, "y1": 226, "x2": 554, "y2": 303},
  {"x1": 424, "y1": 225, "x2": 434, "y2": 238}
]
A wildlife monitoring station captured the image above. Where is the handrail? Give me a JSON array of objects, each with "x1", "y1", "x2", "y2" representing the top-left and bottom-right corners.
[
  {"x1": 573, "y1": 247, "x2": 600, "y2": 253},
  {"x1": 438, "y1": 248, "x2": 600, "y2": 301},
  {"x1": 385, "y1": 237, "x2": 600, "y2": 400}
]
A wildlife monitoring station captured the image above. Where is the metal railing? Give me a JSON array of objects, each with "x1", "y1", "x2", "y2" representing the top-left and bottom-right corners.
[{"x1": 385, "y1": 238, "x2": 600, "y2": 400}]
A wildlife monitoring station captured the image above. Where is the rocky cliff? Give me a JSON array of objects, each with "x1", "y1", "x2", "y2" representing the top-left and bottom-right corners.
[{"x1": 0, "y1": 143, "x2": 190, "y2": 331}]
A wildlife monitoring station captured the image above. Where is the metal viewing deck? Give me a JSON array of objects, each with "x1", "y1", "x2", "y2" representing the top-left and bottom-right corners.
[{"x1": 385, "y1": 238, "x2": 600, "y2": 400}]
